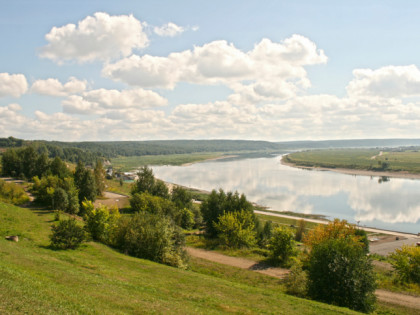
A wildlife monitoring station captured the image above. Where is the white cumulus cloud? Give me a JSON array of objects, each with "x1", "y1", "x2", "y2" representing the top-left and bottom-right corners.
[
  {"x1": 40, "y1": 12, "x2": 149, "y2": 63},
  {"x1": 347, "y1": 65, "x2": 420, "y2": 98},
  {"x1": 62, "y1": 87, "x2": 168, "y2": 115},
  {"x1": 154, "y1": 22, "x2": 185, "y2": 37},
  {"x1": 0, "y1": 73, "x2": 28, "y2": 98},
  {"x1": 31, "y1": 77, "x2": 87, "y2": 96},
  {"x1": 103, "y1": 35, "x2": 327, "y2": 100}
]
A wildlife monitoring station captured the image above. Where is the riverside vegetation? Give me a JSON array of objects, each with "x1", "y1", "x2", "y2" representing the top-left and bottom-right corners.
[{"x1": 1, "y1": 144, "x2": 419, "y2": 314}]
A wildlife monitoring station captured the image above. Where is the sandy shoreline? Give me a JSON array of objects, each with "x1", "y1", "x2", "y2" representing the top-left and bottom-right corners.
[{"x1": 280, "y1": 156, "x2": 420, "y2": 180}]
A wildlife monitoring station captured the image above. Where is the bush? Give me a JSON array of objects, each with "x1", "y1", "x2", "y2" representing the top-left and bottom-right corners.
[
  {"x1": 389, "y1": 245, "x2": 420, "y2": 284},
  {"x1": 111, "y1": 212, "x2": 188, "y2": 268},
  {"x1": 307, "y1": 238, "x2": 376, "y2": 313},
  {"x1": 0, "y1": 179, "x2": 29, "y2": 205},
  {"x1": 294, "y1": 219, "x2": 306, "y2": 242},
  {"x1": 268, "y1": 226, "x2": 296, "y2": 265},
  {"x1": 180, "y1": 208, "x2": 195, "y2": 230},
  {"x1": 83, "y1": 201, "x2": 120, "y2": 243},
  {"x1": 201, "y1": 189, "x2": 253, "y2": 237},
  {"x1": 50, "y1": 219, "x2": 86, "y2": 250},
  {"x1": 285, "y1": 258, "x2": 307, "y2": 298},
  {"x1": 213, "y1": 210, "x2": 257, "y2": 248}
]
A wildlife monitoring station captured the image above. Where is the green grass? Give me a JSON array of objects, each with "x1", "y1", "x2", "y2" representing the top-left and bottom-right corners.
[
  {"x1": 284, "y1": 148, "x2": 420, "y2": 174},
  {"x1": 0, "y1": 201, "x2": 362, "y2": 314},
  {"x1": 105, "y1": 178, "x2": 133, "y2": 196},
  {"x1": 110, "y1": 153, "x2": 223, "y2": 172}
]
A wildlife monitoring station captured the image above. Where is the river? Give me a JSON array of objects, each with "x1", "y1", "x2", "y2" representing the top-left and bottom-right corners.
[{"x1": 152, "y1": 155, "x2": 420, "y2": 234}]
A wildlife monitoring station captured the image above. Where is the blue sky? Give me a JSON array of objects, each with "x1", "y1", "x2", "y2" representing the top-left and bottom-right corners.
[{"x1": 1, "y1": 1, "x2": 420, "y2": 141}]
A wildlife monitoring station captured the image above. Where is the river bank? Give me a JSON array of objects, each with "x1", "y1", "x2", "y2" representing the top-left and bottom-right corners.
[{"x1": 281, "y1": 156, "x2": 420, "y2": 180}]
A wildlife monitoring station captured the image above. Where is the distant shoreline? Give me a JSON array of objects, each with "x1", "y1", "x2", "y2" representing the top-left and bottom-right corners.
[{"x1": 280, "y1": 156, "x2": 420, "y2": 180}]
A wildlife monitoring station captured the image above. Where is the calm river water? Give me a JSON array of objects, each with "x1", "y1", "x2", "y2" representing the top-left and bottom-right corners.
[{"x1": 152, "y1": 155, "x2": 420, "y2": 234}]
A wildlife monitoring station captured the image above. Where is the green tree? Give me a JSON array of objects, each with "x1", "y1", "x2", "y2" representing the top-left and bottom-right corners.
[
  {"x1": 213, "y1": 210, "x2": 257, "y2": 248},
  {"x1": 171, "y1": 186, "x2": 193, "y2": 209},
  {"x1": 74, "y1": 161, "x2": 97, "y2": 206},
  {"x1": 389, "y1": 245, "x2": 420, "y2": 284},
  {"x1": 53, "y1": 187, "x2": 69, "y2": 211},
  {"x1": 200, "y1": 189, "x2": 254, "y2": 238},
  {"x1": 94, "y1": 159, "x2": 106, "y2": 196},
  {"x1": 1, "y1": 148, "x2": 21, "y2": 177},
  {"x1": 307, "y1": 237, "x2": 376, "y2": 313},
  {"x1": 50, "y1": 219, "x2": 86, "y2": 250},
  {"x1": 50, "y1": 156, "x2": 69, "y2": 179},
  {"x1": 111, "y1": 212, "x2": 188, "y2": 268},
  {"x1": 268, "y1": 226, "x2": 297, "y2": 265},
  {"x1": 131, "y1": 166, "x2": 169, "y2": 199},
  {"x1": 83, "y1": 201, "x2": 120, "y2": 243}
]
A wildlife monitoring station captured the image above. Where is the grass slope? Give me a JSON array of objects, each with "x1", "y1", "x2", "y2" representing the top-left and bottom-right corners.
[{"x1": 0, "y1": 202, "x2": 359, "y2": 314}]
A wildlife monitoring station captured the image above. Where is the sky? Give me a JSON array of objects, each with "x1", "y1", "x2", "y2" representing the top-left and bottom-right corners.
[{"x1": 2, "y1": 1, "x2": 420, "y2": 142}]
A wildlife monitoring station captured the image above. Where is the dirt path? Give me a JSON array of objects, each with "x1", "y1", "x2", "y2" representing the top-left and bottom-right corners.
[
  {"x1": 375, "y1": 289, "x2": 420, "y2": 310},
  {"x1": 186, "y1": 247, "x2": 289, "y2": 279},
  {"x1": 94, "y1": 191, "x2": 129, "y2": 209},
  {"x1": 186, "y1": 247, "x2": 420, "y2": 310}
]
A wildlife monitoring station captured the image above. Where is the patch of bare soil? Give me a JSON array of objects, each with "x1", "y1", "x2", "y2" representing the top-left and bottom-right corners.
[
  {"x1": 94, "y1": 191, "x2": 129, "y2": 209},
  {"x1": 186, "y1": 247, "x2": 420, "y2": 310},
  {"x1": 186, "y1": 247, "x2": 289, "y2": 279},
  {"x1": 376, "y1": 289, "x2": 420, "y2": 310}
]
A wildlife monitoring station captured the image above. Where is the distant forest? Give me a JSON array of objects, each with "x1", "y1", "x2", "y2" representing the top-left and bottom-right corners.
[{"x1": 2, "y1": 136, "x2": 420, "y2": 163}]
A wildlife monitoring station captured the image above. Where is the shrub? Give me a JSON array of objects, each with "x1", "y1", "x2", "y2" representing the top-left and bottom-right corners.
[
  {"x1": 83, "y1": 201, "x2": 120, "y2": 243},
  {"x1": 294, "y1": 219, "x2": 306, "y2": 242},
  {"x1": 50, "y1": 219, "x2": 86, "y2": 250},
  {"x1": 201, "y1": 189, "x2": 253, "y2": 237},
  {"x1": 111, "y1": 212, "x2": 188, "y2": 268},
  {"x1": 180, "y1": 208, "x2": 195, "y2": 230},
  {"x1": 285, "y1": 258, "x2": 307, "y2": 298},
  {"x1": 213, "y1": 210, "x2": 257, "y2": 248},
  {"x1": 268, "y1": 226, "x2": 297, "y2": 265},
  {"x1": 389, "y1": 245, "x2": 420, "y2": 284},
  {"x1": 0, "y1": 179, "x2": 29, "y2": 205},
  {"x1": 307, "y1": 238, "x2": 376, "y2": 313}
]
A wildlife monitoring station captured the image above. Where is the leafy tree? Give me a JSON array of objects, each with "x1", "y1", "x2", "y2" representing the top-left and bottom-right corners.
[
  {"x1": 131, "y1": 166, "x2": 169, "y2": 199},
  {"x1": 53, "y1": 187, "x2": 69, "y2": 211},
  {"x1": 179, "y1": 208, "x2": 195, "y2": 230},
  {"x1": 304, "y1": 219, "x2": 364, "y2": 250},
  {"x1": 50, "y1": 219, "x2": 86, "y2": 250},
  {"x1": 130, "y1": 192, "x2": 181, "y2": 225},
  {"x1": 21, "y1": 146, "x2": 39, "y2": 179},
  {"x1": 268, "y1": 226, "x2": 297, "y2": 265},
  {"x1": 131, "y1": 166, "x2": 155, "y2": 194},
  {"x1": 111, "y1": 212, "x2": 188, "y2": 268},
  {"x1": 285, "y1": 258, "x2": 308, "y2": 298},
  {"x1": 201, "y1": 189, "x2": 254, "y2": 237},
  {"x1": 1, "y1": 148, "x2": 21, "y2": 177},
  {"x1": 0, "y1": 179, "x2": 29, "y2": 205},
  {"x1": 50, "y1": 156, "x2": 69, "y2": 179},
  {"x1": 257, "y1": 220, "x2": 274, "y2": 246},
  {"x1": 389, "y1": 245, "x2": 420, "y2": 284},
  {"x1": 83, "y1": 201, "x2": 120, "y2": 243},
  {"x1": 307, "y1": 237, "x2": 376, "y2": 313},
  {"x1": 171, "y1": 186, "x2": 193, "y2": 209},
  {"x1": 213, "y1": 210, "x2": 257, "y2": 248},
  {"x1": 295, "y1": 219, "x2": 306, "y2": 242},
  {"x1": 93, "y1": 159, "x2": 106, "y2": 196},
  {"x1": 36, "y1": 152, "x2": 50, "y2": 178},
  {"x1": 74, "y1": 161, "x2": 97, "y2": 206}
]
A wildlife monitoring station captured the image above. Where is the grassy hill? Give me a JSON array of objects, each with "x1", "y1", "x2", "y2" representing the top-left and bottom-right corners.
[{"x1": 0, "y1": 202, "x2": 359, "y2": 314}]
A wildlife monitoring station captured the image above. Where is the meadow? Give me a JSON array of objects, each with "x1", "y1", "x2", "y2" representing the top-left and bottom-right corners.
[
  {"x1": 284, "y1": 148, "x2": 420, "y2": 174},
  {"x1": 0, "y1": 201, "x2": 361, "y2": 314}
]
